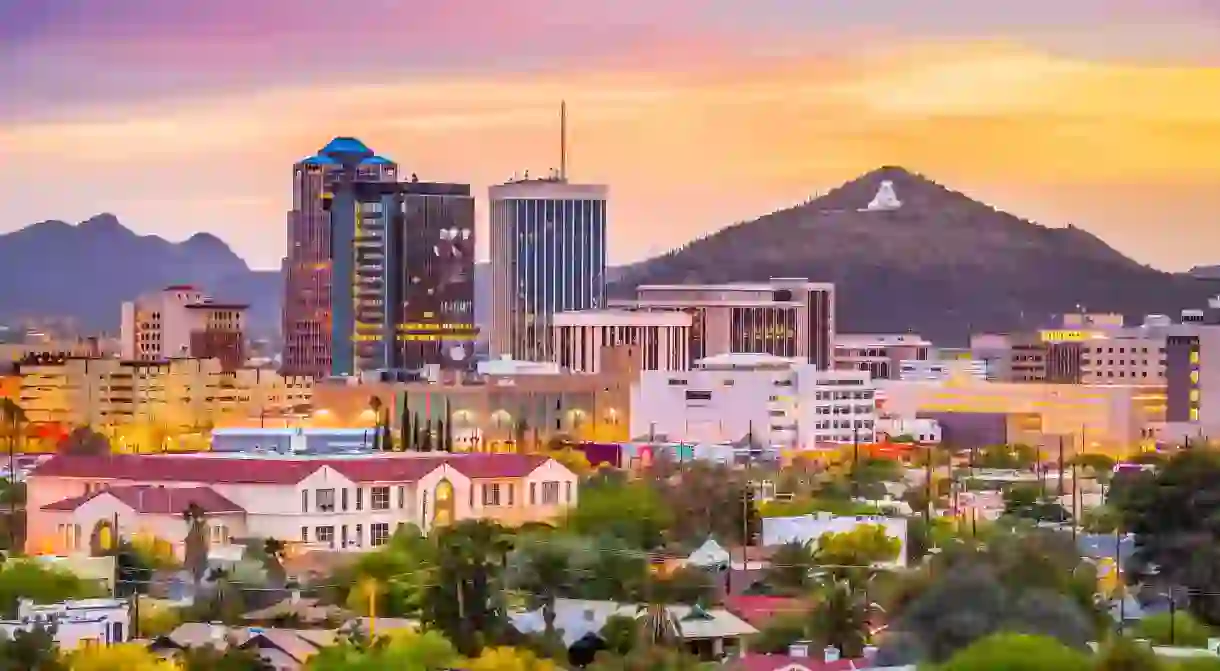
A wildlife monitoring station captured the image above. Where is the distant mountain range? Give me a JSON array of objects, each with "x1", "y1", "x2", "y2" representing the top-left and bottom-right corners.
[
  {"x1": 610, "y1": 166, "x2": 1220, "y2": 344},
  {"x1": 7, "y1": 170, "x2": 1218, "y2": 344}
]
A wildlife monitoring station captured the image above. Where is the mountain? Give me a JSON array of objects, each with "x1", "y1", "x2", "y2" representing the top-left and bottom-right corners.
[
  {"x1": 0, "y1": 214, "x2": 281, "y2": 335},
  {"x1": 610, "y1": 167, "x2": 1220, "y2": 344}
]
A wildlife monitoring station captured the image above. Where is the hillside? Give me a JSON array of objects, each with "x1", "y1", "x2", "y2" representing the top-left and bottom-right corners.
[
  {"x1": 0, "y1": 214, "x2": 280, "y2": 335},
  {"x1": 610, "y1": 167, "x2": 1219, "y2": 344}
]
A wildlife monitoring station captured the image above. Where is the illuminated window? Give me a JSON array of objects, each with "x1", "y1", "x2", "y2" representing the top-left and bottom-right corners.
[
  {"x1": 1191, "y1": 390, "x2": 1200, "y2": 402},
  {"x1": 1191, "y1": 408, "x2": 1200, "y2": 421},
  {"x1": 1191, "y1": 351, "x2": 1200, "y2": 364},
  {"x1": 1191, "y1": 371, "x2": 1200, "y2": 384}
]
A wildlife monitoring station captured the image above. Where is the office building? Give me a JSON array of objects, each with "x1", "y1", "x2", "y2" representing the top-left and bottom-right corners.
[
  {"x1": 631, "y1": 353, "x2": 876, "y2": 448},
  {"x1": 489, "y1": 178, "x2": 608, "y2": 362},
  {"x1": 612, "y1": 279, "x2": 835, "y2": 370},
  {"x1": 1162, "y1": 300, "x2": 1220, "y2": 440},
  {"x1": 551, "y1": 309, "x2": 692, "y2": 373},
  {"x1": 282, "y1": 138, "x2": 397, "y2": 378},
  {"x1": 348, "y1": 180, "x2": 476, "y2": 372},
  {"x1": 120, "y1": 285, "x2": 247, "y2": 370},
  {"x1": 834, "y1": 333, "x2": 930, "y2": 379},
  {"x1": 898, "y1": 358, "x2": 990, "y2": 382}
]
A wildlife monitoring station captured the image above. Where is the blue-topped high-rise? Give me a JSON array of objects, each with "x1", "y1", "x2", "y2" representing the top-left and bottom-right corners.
[{"x1": 318, "y1": 138, "x2": 375, "y2": 377}]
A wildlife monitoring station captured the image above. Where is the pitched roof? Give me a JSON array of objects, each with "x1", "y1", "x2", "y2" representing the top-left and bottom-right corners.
[
  {"x1": 723, "y1": 596, "x2": 808, "y2": 626},
  {"x1": 42, "y1": 485, "x2": 244, "y2": 515},
  {"x1": 30, "y1": 453, "x2": 552, "y2": 486}
]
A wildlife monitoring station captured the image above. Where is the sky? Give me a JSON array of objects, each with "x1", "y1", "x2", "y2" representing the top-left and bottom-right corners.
[{"x1": 2, "y1": 0, "x2": 1219, "y2": 271}]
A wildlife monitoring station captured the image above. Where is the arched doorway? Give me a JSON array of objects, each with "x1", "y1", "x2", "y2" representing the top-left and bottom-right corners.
[
  {"x1": 90, "y1": 519, "x2": 116, "y2": 556},
  {"x1": 432, "y1": 479, "x2": 455, "y2": 528}
]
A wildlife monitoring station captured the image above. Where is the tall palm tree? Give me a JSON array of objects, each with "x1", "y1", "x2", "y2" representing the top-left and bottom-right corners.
[
  {"x1": 808, "y1": 580, "x2": 874, "y2": 659},
  {"x1": 636, "y1": 601, "x2": 682, "y2": 648},
  {"x1": 0, "y1": 399, "x2": 25, "y2": 550},
  {"x1": 263, "y1": 537, "x2": 288, "y2": 587}
]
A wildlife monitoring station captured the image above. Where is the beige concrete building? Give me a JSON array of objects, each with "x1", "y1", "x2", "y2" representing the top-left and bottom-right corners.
[
  {"x1": 17, "y1": 356, "x2": 312, "y2": 439},
  {"x1": 120, "y1": 285, "x2": 248, "y2": 370},
  {"x1": 551, "y1": 309, "x2": 692, "y2": 373},
  {"x1": 877, "y1": 375, "x2": 1165, "y2": 453},
  {"x1": 834, "y1": 333, "x2": 931, "y2": 380}
]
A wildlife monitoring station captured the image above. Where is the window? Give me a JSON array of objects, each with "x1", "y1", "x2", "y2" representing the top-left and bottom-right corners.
[
  {"x1": 341, "y1": 488, "x2": 349, "y2": 511},
  {"x1": 316, "y1": 526, "x2": 335, "y2": 548},
  {"x1": 356, "y1": 488, "x2": 364, "y2": 511},
  {"x1": 530, "y1": 482, "x2": 537, "y2": 505},
  {"x1": 209, "y1": 524, "x2": 229, "y2": 546},
  {"x1": 301, "y1": 527, "x2": 309, "y2": 542},
  {"x1": 316, "y1": 489, "x2": 336, "y2": 512},
  {"x1": 301, "y1": 490, "x2": 309, "y2": 513},
  {"x1": 482, "y1": 483, "x2": 502, "y2": 506},
  {"x1": 371, "y1": 523, "x2": 390, "y2": 547},
  {"x1": 371, "y1": 486, "x2": 390, "y2": 510},
  {"x1": 341, "y1": 525, "x2": 349, "y2": 547},
  {"x1": 354, "y1": 524, "x2": 363, "y2": 547},
  {"x1": 685, "y1": 390, "x2": 712, "y2": 401},
  {"x1": 507, "y1": 484, "x2": 515, "y2": 506},
  {"x1": 541, "y1": 481, "x2": 560, "y2": 505},
  {"x1": 565, "y1": 481, "x2": 572, "y2": 503},
  {"x1": 397, "y1": 486, "x2": 406, "y2": 509}
]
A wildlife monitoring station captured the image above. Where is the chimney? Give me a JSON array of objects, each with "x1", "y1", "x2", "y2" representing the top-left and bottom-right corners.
[
  {"x1": 823, "y1": 646, "x2": 841, "y2": 663},
  {"x1": 787, "y1": 642, "x2": 809, "y2": 658}
]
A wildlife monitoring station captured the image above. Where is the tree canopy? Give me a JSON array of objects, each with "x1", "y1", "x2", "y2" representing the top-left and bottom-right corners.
[{"x1": 937, "y1": 633, "x2": 1092, "y2": 671}]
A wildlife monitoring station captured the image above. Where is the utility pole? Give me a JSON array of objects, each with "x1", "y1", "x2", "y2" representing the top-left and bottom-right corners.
[
  {"x1": 1071, "y1": 461, "x2": 1079, "y2": 543},
  {"x1": 1058, "y1": 436, "x2": 1065, "y2": 499}
]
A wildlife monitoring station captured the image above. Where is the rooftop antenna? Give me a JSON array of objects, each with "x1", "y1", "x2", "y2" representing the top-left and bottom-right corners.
[{"x1": 559, "y1": 100, "x2": 568, "y2": 181}]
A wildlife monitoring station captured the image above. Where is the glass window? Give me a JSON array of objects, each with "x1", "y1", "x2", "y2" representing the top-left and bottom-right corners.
[
  {"x1": 371, "y1": 523, "x2": 390, "y2": 547},
  {"x1": 371, "y1": 486, "x2": 390, "y2": 510},
  {"x1": 316, "y1": 489, "x2": 336, "y2": 511}
]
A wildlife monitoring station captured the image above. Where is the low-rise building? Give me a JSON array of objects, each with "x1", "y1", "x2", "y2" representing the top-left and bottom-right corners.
[
  {"x1": 26, "y1": 452, "x2": 578, "y2": 556},
  {"x1": 632, "y1": 353, "x2": 876, "y2": 448},
  {"x1": 17, "y1": 356, "x2": 312, "y2": 437},
  {"x1": 551, "y1": 309, "x2": 692, "y2": 373},
  {"x1": 835, "y1": 334, "x2": 931, "y2": 380},
  {"x1": 0, "y1": 598, "x2": 130, "y2": 650}
]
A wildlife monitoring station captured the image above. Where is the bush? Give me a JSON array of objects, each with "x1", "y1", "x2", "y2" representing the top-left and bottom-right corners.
[{"x1": 1134, "y1": 611, "x2": 1214, "y2": 647}]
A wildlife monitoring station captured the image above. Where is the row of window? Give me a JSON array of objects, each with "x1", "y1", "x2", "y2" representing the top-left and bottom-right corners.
[
  {"x1": 303, "y1": 522, "x2": 391, "y2": 548},
  {"x1": 302, "y1": 486, "x2": 404, "y2": 513}
]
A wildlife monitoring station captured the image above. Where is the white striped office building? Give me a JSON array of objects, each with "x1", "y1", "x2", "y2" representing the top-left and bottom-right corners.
[{"x1": 489, "y1": 179, "x2": 608, "y2": 362}]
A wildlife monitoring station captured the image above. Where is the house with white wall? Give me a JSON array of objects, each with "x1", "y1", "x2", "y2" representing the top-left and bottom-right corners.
[
  {"x1": 0, "y1": 598, "x2": 130, "y2": 650},
  {"x1": 26, "y1": 453, "x2": 578, "y2": 556}
]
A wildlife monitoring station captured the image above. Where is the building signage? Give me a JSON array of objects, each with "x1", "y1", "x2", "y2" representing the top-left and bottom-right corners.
[{"x1": 1038, "y1": 330, "x2": 1100, "y2": 342}]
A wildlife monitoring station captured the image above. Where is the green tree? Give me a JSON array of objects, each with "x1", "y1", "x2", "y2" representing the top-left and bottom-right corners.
[
  {"x1": 507, "y1": 537, "x2": 574, "y2": 639},
  {"x1": 1134, "y1": 611, "x2": 1214, "y2": 647},
  {"x1": 763, "y1": 541, "x2": 816, "y2": 594},
  {"x1": 813, "y1": 524, "x2": 901, "y2": 588},
  {"x1": 751, "y1": 612, "x2": 810, "y2": 653},
  {"x1": 0, "y1": 626, "x2": 65, "y2": 671},
  {"x1": 305, "y1": 629, "x2": 460, "y2": 671},
  {"x1": 260, "y1": 538, "x2": 288, "y2": 588},
  {"x1": 588, "y1": 645, "x2": 702, "y2": 671},
  {"x1": 58, "y1": 426, "x2": 111, "y2": 456},
  {"x1": 1080, "y1": 505, "x2": 1121, "y2": 534},
  {"x1": 807, "y1": 581, "x2": 874, "y2": 659},
  {"x1": 938, "y1": 633, "x2": 1091, "y2": 671},
  {"x1": 1112, "y1": 449, "x2": 1220, "y2": 624},
  {"x1": 598, "y1": 615, "x2": 639, "y2": 656},
  {"x1": 0, "y1": 561, "x2": 100, "y2": 617},
  {"x1": 179, "y1": 643, "x2": 274, "y2": 671},
  {"x1": 1094, "y1": 636, "x2": 1166, "y2": 671},
  {"x1": 975, "y1": 444, "x2": 1039, "y2": 470},
  {"x1": 565, "y1": 480, "x2": 672, "y2": 550},
  {"x1": 418, "y1": 520, "x2": 512, "y2": 656}
]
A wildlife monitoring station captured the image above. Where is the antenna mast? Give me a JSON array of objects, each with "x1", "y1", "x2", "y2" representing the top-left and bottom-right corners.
[{"x1": 559, "y1": 100, "x2": 567, "y2": 181}]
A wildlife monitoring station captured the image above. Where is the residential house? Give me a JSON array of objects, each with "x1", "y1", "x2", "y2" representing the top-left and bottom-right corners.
[
  {"x1": 510, "y1": 598, "x2": 757, "y2": 663},
  {"x1": 147, "y1": 620, "x2": 417, "y2": 670},
  {"x1": 0, "y1": 598, "x2": 130, "y2": 650},
  {"x1": 26, "y1": 453, "x2": 579, "y2": 556}
]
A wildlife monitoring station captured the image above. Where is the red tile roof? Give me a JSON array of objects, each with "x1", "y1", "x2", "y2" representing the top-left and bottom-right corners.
[
  {"x1": 30, "y1": 453, "x2": 551, "y2": 486},
  {"x1": 43, "y1": 485, "x2": 244, "y2": 515},
  {"x1": 723, "y1": 596, "x2": 809, "y2": 626},
  {"x1": 734, "y1": 654, "x2": 859, "y2": 671}
]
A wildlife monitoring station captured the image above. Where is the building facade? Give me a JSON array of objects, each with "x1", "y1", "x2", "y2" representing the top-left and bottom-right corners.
[
  {"x1": 898, "y1": 358, "x2": 989, "y2": 382},
  {"x1": 348, "y1": 180, "x2": 476, "y2": 373},
  {"x1": 631, "y1": 353, "x2": 876, "y2": 448},
  {"x1": 0, "y1": 598, "x2": 130, "y2": 651},
  {"x1": 17, "y1": 356, "x2": 312, "y2": 437},
  {"x1": 551, "y1": 309, "x2": 692, "y2": 373},
  {"x1": 489, "y1": 179, "x2": 608, "y2": 362},
  {"x1": 120, "y1": 286, "x2": 247, "y2": 370},
  {"x1": 834, "y1": 334, "x2": 930, "y2": 380},
  {"x1": 27, "y1": 453, "x2": 578, "y2": 555},
  {"x1": 612, "y1": 279, "x2": 835, "y2": 370},
  {"x1": 282, "y1": 138, "x2": 398, "y2": 378}
]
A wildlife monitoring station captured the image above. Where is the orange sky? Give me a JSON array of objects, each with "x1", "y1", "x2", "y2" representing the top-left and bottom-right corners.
[{"x1": 3, "y1": 22, "x2": 1220, "y2": 270}]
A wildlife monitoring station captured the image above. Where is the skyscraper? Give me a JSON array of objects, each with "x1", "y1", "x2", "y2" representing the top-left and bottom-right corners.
[
  {"x1": 489, "y1": 178, "x2": 608, "y2": 361},
  {"x1": 281, "y1": 138, "x2": 396, "y2": 378},
  {"x1": 350, "y1": 179, "x2": 476, "y2": 372}
]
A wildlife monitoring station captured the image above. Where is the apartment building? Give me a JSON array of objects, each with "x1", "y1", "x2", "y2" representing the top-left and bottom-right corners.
[
  {"x1": 17, "y1": 356, "x2": 312, "y2": 434},
  {"x1": 120, "y1": 286, "x2": 248, "y2": 370},
  {"x1": 632, "y1": 353, "x2": 876, "y2": 448},
  {"x1": 834, "y1": 333, "x2": 931, "y2": 380},
  {"x1": 26, "y1": 453, "x2": 578, "y2": 556},
  {"x1": 610, "y1": 279, "x2": 835, "y2": 370}
]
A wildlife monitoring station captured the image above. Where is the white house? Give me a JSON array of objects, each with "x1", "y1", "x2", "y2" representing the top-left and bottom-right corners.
[
  {"x1": 0, "y1": 598, "x2": 130, "y2": 650},
  {"x1": 27, "y1": 453, "x2": 579, "y2": 557}
]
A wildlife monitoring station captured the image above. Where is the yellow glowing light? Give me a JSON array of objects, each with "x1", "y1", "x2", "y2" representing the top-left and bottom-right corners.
[{"x1": 1039, "y1": 330, "x2": 1099, "y2": 342}]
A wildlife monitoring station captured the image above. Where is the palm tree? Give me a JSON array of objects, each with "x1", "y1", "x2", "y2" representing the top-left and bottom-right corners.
[
  {"x1": 509, "y1": 543, "x2": 573, "y2": 639},
  {"x1": 263, "y1": 537, "x2": 288, "y2": 587},
  {"x1": 808, "y1": 580, "x2": 874, "y2": 659},
  {"x1": 0, "y1": 399, "x2": 25, "y2": 550},
  {"x1": 183, "y1": 502, "x2": 210, "y2": 583},
  {"x1": 636, "y1": 601, "x2": 682, "y2": 648}
]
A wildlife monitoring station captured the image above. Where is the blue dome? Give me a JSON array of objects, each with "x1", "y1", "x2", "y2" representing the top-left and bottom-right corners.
[
  {"x1": 361, "y1": 155, "x2": 394, "y2": 165},
  {"x1": 319, "y1": 137, "x2": 374, "y2": 159},
  {"x1": 299, "y1": 154, "x2": 338, "y2": 166}
]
